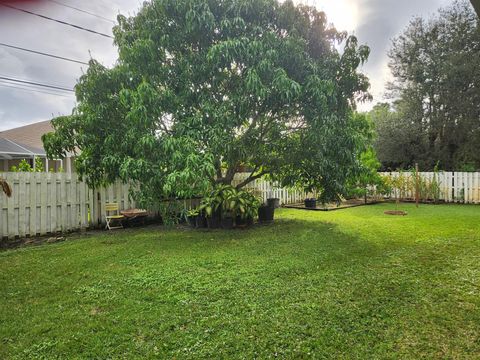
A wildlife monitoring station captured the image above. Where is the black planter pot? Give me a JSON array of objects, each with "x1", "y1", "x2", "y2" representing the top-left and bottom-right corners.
[
  {"x1": 235, "y1": 215, "x2": 254, "y2": 227},
  {"x1": 267, "y1": 198, "x2": 280, "y2": 209},
  {"x1": 187, "y1": 215, "x2": 197, "y2": 228},
  {"x1": 221, "y1": 217, "x2": 234, "y2": 229},
  {"x1": 197, "y1": 214, "x2": 208, "y2": 228},
  {"x1": 207, "y1": 210, "x2": 222, "y2": 229},
  {"x1": 304, "y1": 198, "x2": 317, "y2": 208},
  {"x1": 207, "y1": 216, "x2": 221, "y2": 229},
  {"x1": 258, "y1": 205, "x2": 275, "y2": 223}
]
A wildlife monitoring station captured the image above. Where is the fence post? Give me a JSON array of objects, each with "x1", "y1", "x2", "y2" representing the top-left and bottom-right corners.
[{"x1": 415, "y1": 163, "x2": 419, "y2": 208}]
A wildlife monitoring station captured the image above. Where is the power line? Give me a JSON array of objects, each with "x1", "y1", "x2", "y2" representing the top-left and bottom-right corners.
[
  {"x1": 0, "y1": 42, "x2": 89, "y2": 65},
  {"x1": 46, "y1": 0, "x2": 116, "y2": 24},
  {"x1": 0, "y1": 76, "x2": 74, "y2": 93},
  {"x1": 0, "y1": 3, "x2": 114, "y2": 39},
  {"x1": 0, "y1": 82, "x2": 74, "y2": 98}
]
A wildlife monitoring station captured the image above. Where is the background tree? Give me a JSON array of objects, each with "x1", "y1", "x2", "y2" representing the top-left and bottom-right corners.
[
  {"x1": 370, "y1": 102, "x2": 428, "y2": 170},
  {"x1": 376, "y1": 0, "x2": 480, "y2": 170},
  {"x1": 44, "y1": 0, "x2": 370, "y2": 208}
]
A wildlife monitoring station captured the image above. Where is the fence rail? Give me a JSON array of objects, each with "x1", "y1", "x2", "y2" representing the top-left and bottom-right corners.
[{"x1": 2, "y1": 171, "x2": 479, "y2": 239}]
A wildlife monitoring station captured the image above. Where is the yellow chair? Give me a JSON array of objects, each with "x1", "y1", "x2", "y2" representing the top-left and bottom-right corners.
[{"x1": 105, "y1": 203, "x2": 125, "y2": 230}]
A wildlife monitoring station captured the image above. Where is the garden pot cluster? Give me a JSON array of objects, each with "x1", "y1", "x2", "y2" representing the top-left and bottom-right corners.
[
  {"x1": 186, "y1": 185, "x2": 264, "y2": 230},
  {"x1": 187, "y1": 196, "x2": 278, "y2": 229},
  {"x1": 187, "y1": 210, "x2": 254, "y2": 229}
]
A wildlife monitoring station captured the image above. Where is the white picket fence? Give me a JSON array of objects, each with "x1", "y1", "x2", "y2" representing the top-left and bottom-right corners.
[{"x1": 380, "y1": 171, "x2": 480, "y2": 203}]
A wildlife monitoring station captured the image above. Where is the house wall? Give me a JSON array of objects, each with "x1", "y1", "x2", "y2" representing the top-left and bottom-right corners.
[{"x1": 0, "y1": 157, "x2": 74, "y2": 173}]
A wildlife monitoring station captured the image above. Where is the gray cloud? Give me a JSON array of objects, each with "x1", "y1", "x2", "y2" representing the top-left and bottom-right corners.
[
  {"x1": 0, "y1": 0, "x2": 141, "y2": 130},
  {"x1": 355, "y1": 0, "x2": 450, "y2": 108},
  {"x1": 0, "y1": 0, "x2": 456, "y2": 130}
]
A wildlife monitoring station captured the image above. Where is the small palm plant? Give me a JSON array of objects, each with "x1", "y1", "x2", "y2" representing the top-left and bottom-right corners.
[{"x1": 1, "y1": 177, "x2": 12, "y2": 197}]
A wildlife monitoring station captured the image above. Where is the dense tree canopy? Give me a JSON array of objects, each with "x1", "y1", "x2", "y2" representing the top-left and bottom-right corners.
[
  {"x1": 44, "y1": 0, "x2": 370, "y2": 206},
  {"x1": 374, "y1": 0, "x2": 480, "y2": 171}
]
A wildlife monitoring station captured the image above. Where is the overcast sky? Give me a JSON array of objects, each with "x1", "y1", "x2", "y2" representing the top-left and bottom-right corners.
[{"x1": 0, "y1": 0, "x2": 453, "y2": 131}]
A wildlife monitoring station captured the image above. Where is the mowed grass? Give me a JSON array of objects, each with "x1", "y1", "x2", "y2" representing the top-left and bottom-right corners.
[{"x1": 1, "y1": 203, "x2": 479, "y2": 359}]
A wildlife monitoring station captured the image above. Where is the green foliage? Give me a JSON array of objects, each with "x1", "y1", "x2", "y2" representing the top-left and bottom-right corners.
[
  {"x1": 382, "y1": 171, "x2": 414, "y2": 202},
  {"x1": 459, "y1": 163, "x2": 476, "y2": 172},
  {"x1": 383, "y1": 165, "x2": 443, "y2": 203},
  {"x1": 345, "y1": 113, "x2": 386, "y2": 202},
  {"x1": 198, "y1": 184, "x2": 260, "y2": 220},
  {"x1": 34, "y1": 157, "x2": 44, "y2": 172},
  {"x1": 370, "y1": 103, "x2": 426, "y2": 170},
  {"x1": 11, "y1": 159, "x2": 31, "y2": 172},
  {"x1": 10, "y1": 158, "x2": 45, "y2": 172},
  {"x1": 186, "y1": 208, "x2": 200, "y2": 217},
  {"x1": 43, "y1": 0, "x2": 371, "y2": 209},
  {"x1": 376, "y1": 1, "x2": 480, "y2": 170}
]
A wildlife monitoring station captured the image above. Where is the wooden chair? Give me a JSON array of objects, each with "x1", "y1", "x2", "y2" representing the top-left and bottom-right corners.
[{"x1": 105, "y1": 203, "x2": 125, "y2": 230}]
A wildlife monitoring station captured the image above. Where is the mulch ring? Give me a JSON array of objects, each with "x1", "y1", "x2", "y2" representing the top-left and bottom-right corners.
[{"x1": 384, "y1": 210, "x2": 408, "y2": 216}]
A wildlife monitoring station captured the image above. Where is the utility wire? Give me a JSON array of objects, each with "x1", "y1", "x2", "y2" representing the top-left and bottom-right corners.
[
  {"x1": 46, "y1": 0, "x2": 116, "y2": 24},
  {"x1": 0, "y1": 76, "x2": 74, "y2": 93},
  {"x1": 0, "y1": 3, "x2": 114, "y2": 39},
  {"x1": 0, "y1": 42, "x2": 89, "y2": 65},
  {"x1": 0, "y1": 82, "x2": 74, "y2": 98}
]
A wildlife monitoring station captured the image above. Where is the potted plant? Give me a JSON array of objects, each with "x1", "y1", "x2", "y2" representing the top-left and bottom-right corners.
[
  {"x1": 221, "y1": 214, "x2": 235, "y2": 229},
  {"x1": 304, "y1": 198, "x2": 317, "y2": 208},
  {"x1": 198, "y1": 194, "x2": 222, "y2": 229},
  {"x1": 185, "y1": 208, "x2": 200, "y2": 228},
  {"x1": 258, "y1": 203, "x2": 274, "y2": 222},
  {"x1": 234, "y1": 190, "x2": 260, "y2": 227},
  {"x1": 267, "y1": 197, "x2": 280, "y2": 209}
]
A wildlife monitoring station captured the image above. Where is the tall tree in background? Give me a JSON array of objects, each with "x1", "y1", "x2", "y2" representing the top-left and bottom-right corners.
[
  {"x1": 43, "y1": 0, "x2": 370, "y2": 207},
  {"x1": 376, "y1": 0, "x2": 480, "y2": 170},
  {"x1": 370, "y1": 102, "x2": 428, "y2": 170}
]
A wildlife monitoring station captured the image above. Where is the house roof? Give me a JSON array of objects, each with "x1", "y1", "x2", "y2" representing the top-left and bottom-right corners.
[
  {"x1": 0, "y1": 137, "x2": 46, "y2": 158},
  {"x1": 0, "y1": 120, "x2": 53, "y2": 150}
]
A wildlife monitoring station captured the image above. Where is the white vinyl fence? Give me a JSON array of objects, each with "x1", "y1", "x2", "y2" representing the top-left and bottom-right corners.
[
  {"x1": 232, "y1": 173, "x2": 311, "y2": 205},
  {"x1": 0, "y1": 172, "x2": 134, "y2": 239},
  {"x1": 0, "y1": 172, "x2": 308, "y2": 239},
  {"x1": 380, "y1": 171, "x2": 480, "y2": 204},
  {"x1": 2, "y1": 171, "x2": 479, "y2": 239}
]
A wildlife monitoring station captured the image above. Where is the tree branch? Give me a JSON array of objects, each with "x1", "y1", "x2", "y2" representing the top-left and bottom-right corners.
[{"x1": 235, "y1": 170, "x2": 269, "y2": 189}]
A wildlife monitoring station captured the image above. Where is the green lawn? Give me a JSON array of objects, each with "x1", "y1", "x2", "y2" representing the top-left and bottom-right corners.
[{"x1": 1, "y1": 203, "x2": 479, "y2": 359}]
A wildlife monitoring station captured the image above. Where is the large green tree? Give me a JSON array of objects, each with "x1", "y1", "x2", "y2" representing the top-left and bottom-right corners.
[
  {"x1": 381, "y1": 0, "x2": 480, "y2": 170},
  {"x1": 44, "y1": 0, "x2": 370, "y2": 206},
  {"x1": 370, "y1": 102, "x2": 428, "y2": 170}
]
